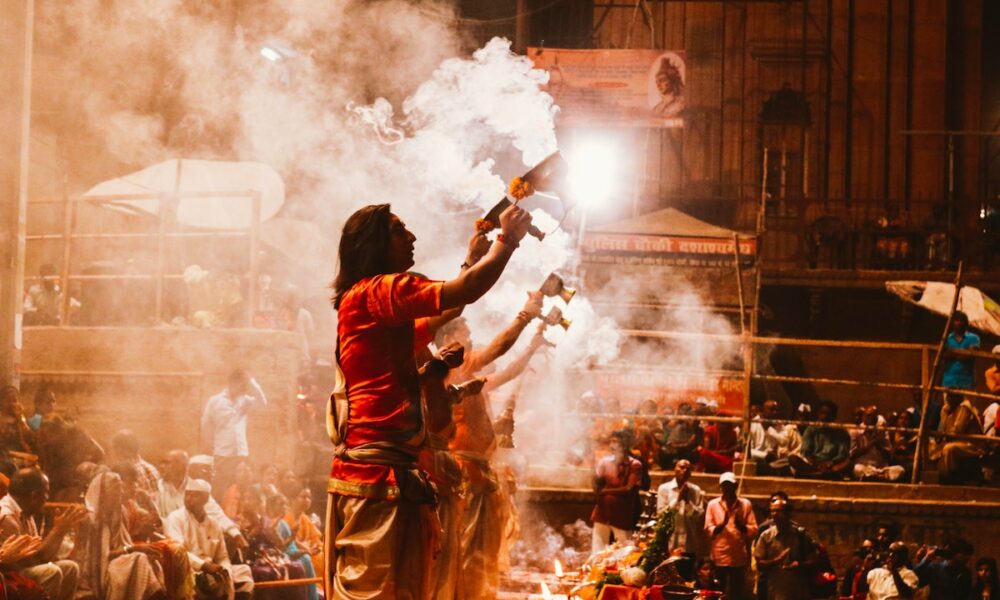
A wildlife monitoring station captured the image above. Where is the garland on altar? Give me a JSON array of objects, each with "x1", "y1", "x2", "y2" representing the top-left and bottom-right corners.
[
  {"x1": 637, "y1": 506, "x2": 676, "y2": 573},
  {"x1": 594, "y1": 507, "x2": 676, "y2": 594}
]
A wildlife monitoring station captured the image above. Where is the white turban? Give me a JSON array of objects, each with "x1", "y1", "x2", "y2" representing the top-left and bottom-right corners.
[
  {"x1": 188, "y1": 455, "x2": 214, "y2": 467},
  {"x1": 186, "y1": 478, "x2": 212, "y2": 494}
]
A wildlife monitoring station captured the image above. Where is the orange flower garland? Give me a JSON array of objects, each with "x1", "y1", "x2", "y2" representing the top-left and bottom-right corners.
[{"x1": 508, "y1": 176, "x2": 533, "y2": 200}]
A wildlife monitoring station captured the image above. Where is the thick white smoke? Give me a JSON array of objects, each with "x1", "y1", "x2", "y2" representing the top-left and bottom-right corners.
[{"x1": 38, "y1": 0, "x2": 623, "y2": 450}]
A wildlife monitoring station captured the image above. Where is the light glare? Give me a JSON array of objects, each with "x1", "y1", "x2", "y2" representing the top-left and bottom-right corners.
[
  {"x1": 260, "y1": 46, "x2": 282, "y2": 62},
  {"x1": 567, "y1": 139, "x2": 618, "y2": 209}
]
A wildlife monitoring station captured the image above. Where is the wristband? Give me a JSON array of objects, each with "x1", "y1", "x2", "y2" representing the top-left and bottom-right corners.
[
  {"x1": 497, "y1": 233, "x2": 519, "y2": 249},
  {"x1": 515, "y1": 311, "x2": 533, "y2": 324}
]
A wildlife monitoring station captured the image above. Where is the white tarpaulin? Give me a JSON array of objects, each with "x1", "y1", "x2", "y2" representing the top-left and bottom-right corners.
[
  {"x1": 83, "y1": 159, "x2": 284, "y2": 229},
  {"x1": 886, "y1": 280, "x2": 1000, "y2": 336}
]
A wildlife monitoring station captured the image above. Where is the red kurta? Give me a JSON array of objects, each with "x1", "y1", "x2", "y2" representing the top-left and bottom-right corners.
[{"x1": 329, "y1": 273, "x2": 443, "y2": 500}]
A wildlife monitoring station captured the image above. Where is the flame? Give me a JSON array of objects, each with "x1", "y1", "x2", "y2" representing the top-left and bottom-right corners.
[
  {"x1": 540, "y1": 580, "x2": 552, "y2": 599},
  {"x1": 554, "y1": 559, "x2": 564, "y2": 578}
]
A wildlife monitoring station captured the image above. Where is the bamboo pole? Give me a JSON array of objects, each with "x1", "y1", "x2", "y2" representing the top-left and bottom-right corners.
[
  {"x1": 154, "y1": 194, "x2": 167, "y2": 324},
  {"x1": 622, "y1": 329, "x2": 930, "y2": 351},
  {"x1": 247, "y1": 192, "x2": 261, "y2": 327},
  {"x1": 733, "y1": 233, "x2": 747, "y2": 336},
  {"x1": 912, "y1": 262, "x2": 964, "y2": 481},
  {"x1": 59, "y1": 191, "x2": 73, "y2": 325}
]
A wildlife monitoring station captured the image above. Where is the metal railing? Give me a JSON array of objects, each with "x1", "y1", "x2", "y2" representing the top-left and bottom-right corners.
[{"x1": 25, "y1": 191, "x2": 262, "y2": 327}]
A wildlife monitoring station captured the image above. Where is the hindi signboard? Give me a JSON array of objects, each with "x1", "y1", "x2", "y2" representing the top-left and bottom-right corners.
[{"x1": 528, "y1": 47, "x2": 686, "y2": 128}]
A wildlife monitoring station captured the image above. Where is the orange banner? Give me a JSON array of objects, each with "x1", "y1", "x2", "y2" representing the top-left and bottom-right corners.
[{"x1": 528, "y1": 47, "x2": 685, "y2": 128}]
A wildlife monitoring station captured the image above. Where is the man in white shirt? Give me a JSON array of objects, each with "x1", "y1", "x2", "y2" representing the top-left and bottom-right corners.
[
  {"x1": 159, "y1": 454, "x2": 249, "y2": 553},
  {"x1": 656, "y1": 458, "x2": 706, "y2": 559},
  {"x1": 749, "y1": 400, "x2": 802, "y2": 475},
  {"x1": 163, "y1": 479, "x2": 254, "y2": 600},
  {"x1": 200, "y1": 369, "x2": 267, "y2": 498},
  {"x1": 0, "y1": 469, "x2": 88, "y2": 600},
  {"x1": 867, "y1": 544, "x2": 918, "y2": 600}
]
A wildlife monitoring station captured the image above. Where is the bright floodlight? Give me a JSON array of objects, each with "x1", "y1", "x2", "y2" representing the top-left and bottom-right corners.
[
  {"x1": 260, "y1": 46, "x2": 282, "y2": 62},
  {"x1": 567, "y1": 139, "x2": 618, "y2": 209},
  {"x1": 259, "y1": 40, "x2": 298, "y2": 63}
]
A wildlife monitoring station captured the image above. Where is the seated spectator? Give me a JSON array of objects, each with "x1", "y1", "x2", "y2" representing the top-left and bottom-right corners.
[
  {"x1": 222, "y1": 461, "x2": 254, "y2": 519},
  {"x1": 850, "y1": 406, "x2": 905, "y2": 482},
  {"x1": 0, "y1": 468, "x2": 88, "y2": 600},
  {"x1": 750, "y1": 400, "x2": 801, "y2": 475},
  {"x1": 693, "y1": 559, "x2": 722, "y2": 593},
  {"x1": 867, "y1": 543, "x2": 918, "y2": 600},
  {"x1": 283, "y1": 487, "x2": 324, "y2": 583},
  {"x1": 23, "y1": 264, "x2": 78, "y2": 326},
  {"x1": 0, "y1": 387, "x2": 36, "y2": 457},
  {"x1": 915, "y1": 539, "x2": 974, "y2": 600},
  {"x1": 660, "y1": 403, "x2": 703, "y2": 468},
  {"x1": 889, "y1": 412, "x2": 917, "y2": 475},
  {"x1": 790, "y1": 400, "x2": 851, "y2": 479},
  {"x1": 841, "y1": 547, "x2": 876, "y2": 600},
  {"x1": 252, "y1": 464, "x2": 280, "y2": 504},
  {"x1": 80, "y1": 470, "x2": 191, "y2": 600},
  {"x1": 26, "y1": 389, "x2": 55, "y2": 431},
  {"x1": 156, "y1": 450, "x2": 190, "y2": 518},
  {"x1": 238, "y1": 492, "x2": 306, "y2": 600},
  {"x1": 267, "y1": 493, "x2": 318, "y2": 600},
  {"x1": 971, "y1": 557, "x2": 1000, "y2": 600},
  {"x1": 110, "y1": 429, "x2": 161, "y2": 497},
  {"x1": 698, "y1": 415, "x2": 738, "y2": 473},
  {"x1": 929, "y1": 394, "x2": 983, "y2": 484},
  {"x1": 187, "y1": 455, "x2": 251, "y2": 554},
  {"x1": 113, "y1": 462, "x2": 163, "y2": 543},
  {"x1": 35, "y1": 396, "x2": 104, "y2": 495},
  {"x1": 909, "y1": 390, "x2": 943, "y2": 433},
  {"x1": 0, "y1": 534, "x2": 48, "y2": 599},
  {"x1": 164, "y1": 479, "x2": 254, "y2": 600}
]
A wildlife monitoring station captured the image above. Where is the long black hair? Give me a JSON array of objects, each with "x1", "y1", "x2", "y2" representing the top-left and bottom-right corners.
[{"x1": 332, "y1": 204, "x2": 393, "y2": 308}]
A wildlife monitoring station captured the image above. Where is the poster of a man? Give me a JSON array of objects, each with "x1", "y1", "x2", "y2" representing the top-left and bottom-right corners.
[{"x1": 648, "y1": 52, "x2": 685, "y2": 118}]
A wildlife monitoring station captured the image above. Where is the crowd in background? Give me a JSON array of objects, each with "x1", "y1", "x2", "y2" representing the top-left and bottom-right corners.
[
  {"x1": 592, "y1": 448, "x2": 998, "y2": 600},
  {"x1": 0, "y1": 374, "x2": 325, "y2": 600}
]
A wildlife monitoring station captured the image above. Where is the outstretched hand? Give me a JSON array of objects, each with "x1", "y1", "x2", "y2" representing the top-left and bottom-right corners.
[
  {"x1": 499, "y1": 205, "x2": 532, "y2": 243},
  {"x1": 0, "y1": 535, "x2": 42, "y2": 565}
]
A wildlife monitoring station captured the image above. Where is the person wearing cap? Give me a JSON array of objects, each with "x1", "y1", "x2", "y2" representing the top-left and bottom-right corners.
[
  {"x1": 163, "y1": 478, "x2": 254, "y2": 600},
  {"x1": 705, "y1": 472, "x2": 758, "y2": 600},
  {"x1": 591, "y1": 430, "x2": 644, "y2": 553},
  {"x1": 866, "y1": 543, "x2": 919, "y2": 600},
  {"x1": 158, "y1": 454, "x2": 250, "y2": 556},
  {"x1": 200, "y1": 369, "x2": 268, "y2": 500},
  {"x1": 753, "y1": 497, "x2": 814, "y2": 600}
]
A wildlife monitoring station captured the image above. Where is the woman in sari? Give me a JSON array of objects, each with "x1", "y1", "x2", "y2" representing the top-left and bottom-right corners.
[
  {"x1": 282, "y1": 488, "x2": 323, "y2": 585},
  {"x1": 267, "y1": 494, "x2": 317, "y2": 600}
]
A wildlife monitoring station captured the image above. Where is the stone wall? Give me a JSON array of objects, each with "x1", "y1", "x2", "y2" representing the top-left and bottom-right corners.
[{"x1": 20, "y1": 326, "x2": 305, "y2": 463}]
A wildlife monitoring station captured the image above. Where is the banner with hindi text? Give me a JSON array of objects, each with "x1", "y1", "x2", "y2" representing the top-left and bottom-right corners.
[{"x1": 528, "y1": 47, "x2": 686, "y2": 128}]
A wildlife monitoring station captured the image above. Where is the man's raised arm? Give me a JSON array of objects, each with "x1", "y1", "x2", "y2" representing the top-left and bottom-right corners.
[{"x1": 439, "y1": 205, "x2": 532, "y2": 310}]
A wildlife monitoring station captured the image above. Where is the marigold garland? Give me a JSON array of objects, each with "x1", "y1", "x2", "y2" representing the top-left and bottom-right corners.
[
  {"x1": 508, "y1": 176, "x2": 533, "y2": 200},
  {"x1": 475, "y1": 218, "x2": 494, "y2": 234}
]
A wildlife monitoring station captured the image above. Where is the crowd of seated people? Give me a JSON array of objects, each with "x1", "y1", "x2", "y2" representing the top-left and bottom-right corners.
[
  {"x1": 595, "y1": 387, "x2": 997, "y2": 486},
  {"x1": 0, "y1": 384, "x2": 325, "y2": 600}
]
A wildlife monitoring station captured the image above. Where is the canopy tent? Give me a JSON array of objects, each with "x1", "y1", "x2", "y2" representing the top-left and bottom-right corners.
[
  {"x1": 83, "y1": 159, "x2": 285, "y2": 230},
  {"x1": 886, "y1": 280, "x2": 1000, "y2": 336},
  {"x1": 581, "y1": 207, "x2": 755, "y2": 267}
]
